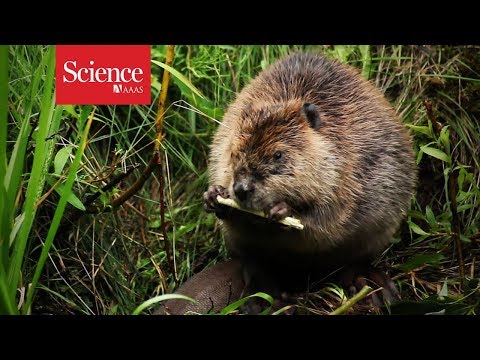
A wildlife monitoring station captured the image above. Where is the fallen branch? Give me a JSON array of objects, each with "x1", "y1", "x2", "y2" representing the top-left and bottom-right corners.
[{"x1": 84, "y1": 163, "x2": 139, "y2": 210}]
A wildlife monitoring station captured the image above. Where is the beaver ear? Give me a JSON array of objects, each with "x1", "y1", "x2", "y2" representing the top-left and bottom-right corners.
[{"x1": 302, "y1": 103, "x2": 321, "y2": 130}]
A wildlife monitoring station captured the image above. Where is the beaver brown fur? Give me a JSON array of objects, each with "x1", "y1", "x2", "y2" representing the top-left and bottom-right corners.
[{"x1": 202, "y1": 52, "x2": 417, "y2": 310}]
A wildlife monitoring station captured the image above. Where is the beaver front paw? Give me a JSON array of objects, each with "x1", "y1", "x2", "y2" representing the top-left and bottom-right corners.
[
  {"x1": 264, "y1": 201, "x2": 291, "y2": 221},
  {"x1": 203, "y1": 185, "x2": 231, "y2": 219}
]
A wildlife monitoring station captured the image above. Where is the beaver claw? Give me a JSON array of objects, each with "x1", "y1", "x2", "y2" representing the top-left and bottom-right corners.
[
  {"x1": 203, "y1": 185, "x2": 231, "y2": 218},
  {"x1": 265, "y1": 201, "x2": 291, "y2": 221}
]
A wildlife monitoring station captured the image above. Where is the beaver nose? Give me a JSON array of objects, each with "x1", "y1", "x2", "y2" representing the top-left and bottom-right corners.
[{"x1": 233, "y1": 181, "x2": 255, "y2": 202}]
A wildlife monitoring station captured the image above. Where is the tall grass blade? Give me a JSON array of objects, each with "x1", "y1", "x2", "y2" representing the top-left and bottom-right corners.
[
  {"x1": 151, "y1": 59, "x2": 205, "y2": 100},
  {"x1": 359, "y1": 45, "x2": 372, "y2": 80},
  {"x1": 5, "y1": 47, "x2": 49, "y2": 209},
  {"x1": 0, "y1": 45, "x2": 14, "y2": 313},
  {"x1": 0, "y1": 264, "x2": 16, "y2": 314},
  {"x1": 7, "y1": 46, "x2": 55, "y2": 299},
  {"x1": 132, "y1": 294, "x2": 194, "y2": 315},
  {"x1": 23, "y1": 107, "x2": 94, "y2": 314},
  {"x1": 0, "y1": 45, "x2": 7, "y2": 186}
]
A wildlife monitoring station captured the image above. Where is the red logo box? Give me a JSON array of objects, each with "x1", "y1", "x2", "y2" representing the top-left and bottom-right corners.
[{"x1": 56, "y1": 45, "x2": 151, "y2": 105}]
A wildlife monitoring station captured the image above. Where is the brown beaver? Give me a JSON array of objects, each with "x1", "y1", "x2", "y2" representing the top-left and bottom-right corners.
[{"x1": 203, "y1": 52, "x2": 417, "y2": 310}]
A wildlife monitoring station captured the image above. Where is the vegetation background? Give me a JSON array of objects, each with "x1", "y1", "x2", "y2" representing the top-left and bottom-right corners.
[{"x1": 0, "y1": 45, "x2": 479, "y2": 315}]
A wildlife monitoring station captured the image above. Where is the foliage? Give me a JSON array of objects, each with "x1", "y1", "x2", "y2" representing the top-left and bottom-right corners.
[{"x1": 1, "y1": 45, "x2": 478, "y2": 315}]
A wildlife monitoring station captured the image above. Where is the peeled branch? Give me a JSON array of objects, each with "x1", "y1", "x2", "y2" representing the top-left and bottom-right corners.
[{"x1": 216, "y1": 195, "x2": 304, "y2": 230}]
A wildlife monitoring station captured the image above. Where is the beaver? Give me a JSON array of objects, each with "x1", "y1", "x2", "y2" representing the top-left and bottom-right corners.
[{"x1": 203, "y1": 52, "x2": 417, "y2": 310}]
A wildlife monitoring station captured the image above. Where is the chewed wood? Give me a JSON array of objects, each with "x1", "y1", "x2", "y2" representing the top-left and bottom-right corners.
[{"x1": 216, "y1": 195, "x2": 304, "y2": 230}]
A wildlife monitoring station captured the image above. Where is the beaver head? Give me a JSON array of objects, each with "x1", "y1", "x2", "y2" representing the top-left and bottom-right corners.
[{"x1": 227, "y1": 99, "x2": 339, "y2": 212}]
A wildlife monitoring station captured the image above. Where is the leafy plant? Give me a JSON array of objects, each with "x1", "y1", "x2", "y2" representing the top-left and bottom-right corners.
[{"x1": 0, "y1": 46, "x2": 93, "y2": 314}]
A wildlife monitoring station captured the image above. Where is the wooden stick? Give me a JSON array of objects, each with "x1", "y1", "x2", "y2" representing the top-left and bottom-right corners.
[{"x1": 216, "y1": 196, "x2": 304, "y2": 230}]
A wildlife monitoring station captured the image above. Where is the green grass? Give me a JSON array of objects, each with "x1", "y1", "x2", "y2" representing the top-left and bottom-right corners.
[
  {"x1": 1, "y1": 45, "x2": 479, "y2": 315},
  {"x1": 0, "y1": 46, "x2": 97, "y2": 314}
]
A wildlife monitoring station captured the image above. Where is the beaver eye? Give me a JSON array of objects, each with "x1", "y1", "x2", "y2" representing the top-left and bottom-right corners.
[{"x1": 273, "y1": 151, "x2": 283, "y2": 160}]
